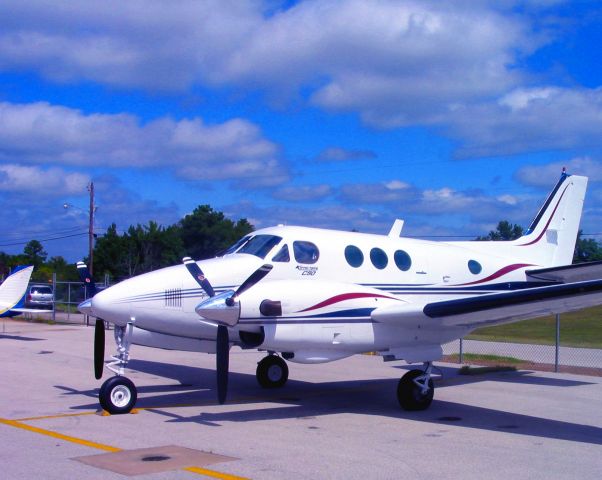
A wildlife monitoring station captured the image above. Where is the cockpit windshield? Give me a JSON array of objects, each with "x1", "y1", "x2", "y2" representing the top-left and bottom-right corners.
[
  {"x1": 221, "y1": 235, "x2": 251, "y2": 256},
  {"x1": 224, "y1": 234, "x2": 282, "y2": 259}
]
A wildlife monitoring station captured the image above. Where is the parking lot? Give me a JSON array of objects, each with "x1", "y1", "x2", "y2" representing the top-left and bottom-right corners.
[{"x1": 1, "y1": 318, "x2": 601, "y2": 479}]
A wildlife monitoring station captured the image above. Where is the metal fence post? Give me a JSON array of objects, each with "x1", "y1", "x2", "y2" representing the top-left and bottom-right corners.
[
  {"x1": 459, "y1": 338, "x2": 464, "y2": 364},
  {"x1": 67, "y1": 281, "x2": 71, "y2": 322},
  {"x1": 555, "y1": 313, "x2": 560, "y2": 372},
  {"x1": 52, "y1": 272, "x2": 56, "y2": 324}
]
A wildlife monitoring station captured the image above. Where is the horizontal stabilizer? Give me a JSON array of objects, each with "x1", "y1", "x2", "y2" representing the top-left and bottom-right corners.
[
  {"x1": 373, "y1": 279, "x2": 602, "y2": 330},
  {"x1": 9, "y1": 308, "x2": 53, "y2": 314},
  {"x1": 527, "y1": 260, "x2": 602, "y2": 283},
  {"x1": 425, "y1": 279, "x2": 602, "y2": 328}
]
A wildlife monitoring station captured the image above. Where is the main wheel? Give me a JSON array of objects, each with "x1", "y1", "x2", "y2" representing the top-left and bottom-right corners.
[
  {"x1": 397, "y1": 369, "x2": 434, "y2": 411},
  {"x1": 99, "y1": 376, "x2": 137, "y2": 414},
  {"x1": 256, "y1": 355, "x2": 289, "y2": 388}
]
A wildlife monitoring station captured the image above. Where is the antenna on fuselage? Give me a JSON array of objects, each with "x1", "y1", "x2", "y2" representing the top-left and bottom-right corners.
[{"x1": 388, "y1": 219, "x2": 405, "y2": 238}]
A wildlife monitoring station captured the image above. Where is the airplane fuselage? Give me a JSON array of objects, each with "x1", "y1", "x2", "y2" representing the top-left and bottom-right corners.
[{"x1": 90, "y1": 225, "x2": 545, "y2": 363}]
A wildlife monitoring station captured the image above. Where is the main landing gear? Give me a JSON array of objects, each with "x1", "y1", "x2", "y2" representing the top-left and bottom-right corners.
[
  {"x1": 256, "y1": 354, "x2": 289, "y2": 388},
  {"x1": 98, "y1": 321, "x2": 138, "y2": 415},
  {"x1": 397, "y1": 362, "x2": 435, "y2": 411}
]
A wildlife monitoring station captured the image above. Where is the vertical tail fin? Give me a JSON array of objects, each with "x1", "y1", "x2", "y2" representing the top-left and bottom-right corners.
[
  {"x1": 76, "y1": 261, "x2": 97, "y2": 298},
  {"x1": 0, "y1": 265, "x2": 34, "y2": 315},
  {"x1": 514, "y1": 173, "x2": 588, "y2": 266}
]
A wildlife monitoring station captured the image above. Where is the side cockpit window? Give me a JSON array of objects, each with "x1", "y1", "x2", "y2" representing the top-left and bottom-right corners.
[
  {"x1": 272, "y1": 244, "x2": 290, "y2": 262},
  {"x1": 293, "y1": 241, "x2": 319, "y2": 264}
]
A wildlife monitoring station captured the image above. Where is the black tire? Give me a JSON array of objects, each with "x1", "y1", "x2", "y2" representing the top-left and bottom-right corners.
[
  {"x1": 99, "y1": 376, "x2": 137, "y2": 414},
  {"x1": 397, "y1": 369, "x2": 434, "y2": 411},
  {"x1": 256, "y1": 355, "x2": 289, "y2": 388}
]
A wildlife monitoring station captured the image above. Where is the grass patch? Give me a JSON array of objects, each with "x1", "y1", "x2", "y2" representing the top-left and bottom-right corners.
[
  {"x1": 446, "y1": 353, "x2": 523, "y2": 365},
  {"x1": 467, "y1": 305, "x2": 602, "y2": 348},
  {"x1": 444, "y1": 353, "x2": 520, "y2": 374}
]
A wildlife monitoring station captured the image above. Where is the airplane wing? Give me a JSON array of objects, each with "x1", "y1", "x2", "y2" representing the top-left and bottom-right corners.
[{"x1": 372, "y1": 278, "x2": 602, "y2": 330}]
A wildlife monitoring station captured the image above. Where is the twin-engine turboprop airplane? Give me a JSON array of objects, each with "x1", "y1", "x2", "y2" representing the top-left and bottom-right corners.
[{"x1": 79, "y1": 171, "x2": 602, "y2": 414}]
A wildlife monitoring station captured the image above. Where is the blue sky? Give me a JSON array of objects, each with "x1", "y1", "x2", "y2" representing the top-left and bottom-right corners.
[{"x1": 1, "y1": 0, "x2": 602, "y2": 261}]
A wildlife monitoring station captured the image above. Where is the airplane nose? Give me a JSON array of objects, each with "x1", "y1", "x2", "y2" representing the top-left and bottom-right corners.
[{"x1": 87, "y1": 283, "x2": 130, "y2": 324}]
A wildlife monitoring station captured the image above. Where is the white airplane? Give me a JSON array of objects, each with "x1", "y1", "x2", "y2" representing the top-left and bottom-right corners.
[
  {"x1": 0, "y1": 265, "x2": 48, "y2": 317},
  {"x1": 79, "y1": 171, "x2": 602, "y2": 414}
]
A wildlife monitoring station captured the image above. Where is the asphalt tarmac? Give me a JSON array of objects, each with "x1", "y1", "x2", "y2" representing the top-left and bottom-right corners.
[{"x1": 1, "y1": 318, "x2": 601, "y2": 479}]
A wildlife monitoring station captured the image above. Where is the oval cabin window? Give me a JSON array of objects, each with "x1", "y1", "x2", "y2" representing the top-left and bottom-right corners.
[
  {"x1": 344, "y1": 245, "x2": 364, "y2": 268},
  {"x1": 370, "y1": 248, "x2": 388, "y2": 270},
  {"x1": 394, "y1": 250, "x2": 412, "y2": 271},
  {"x1": 468, "y1": 260, "x2": 482, "y2": 275}
]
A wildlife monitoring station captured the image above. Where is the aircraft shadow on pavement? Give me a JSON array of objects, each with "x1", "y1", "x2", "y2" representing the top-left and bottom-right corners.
[
  {"x1": 409, "y1": 364, "x2": 596, "y2": 389},
  {"x1": 63, "y1": 359, "x2": 602, "y2": 446},
  {"x1": 0, "y1": 333, "x2": 45, "y2": 341}
]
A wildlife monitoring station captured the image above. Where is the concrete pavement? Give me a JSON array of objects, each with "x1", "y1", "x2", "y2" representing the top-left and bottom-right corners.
[{"x1": 1, "y1": 318, "x2": 601, "y2": 479}]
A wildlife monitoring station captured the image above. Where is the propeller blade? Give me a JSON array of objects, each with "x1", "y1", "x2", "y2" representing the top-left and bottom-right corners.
[
  {"x1": 183, "y1": 257, "x2": 215, "y2": 297},
  {"x1": 94, "y1": 319, "x2": 105, "y2": 380},
  {"x1": 234, "y1": 264, "x2": 273, "y2": 298},
  {"x1": 77, "y1": 261, "x2": 97, "y2": 298},
  {"x1": 216, "y1": 325, "x2": 229, "y2": 404}
]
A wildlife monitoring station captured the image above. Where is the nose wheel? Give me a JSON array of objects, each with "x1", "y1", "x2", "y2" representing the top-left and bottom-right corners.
[
  {"x1": 99, "y1": 376, "x2": 138, "y2": 414},
  {"x1": 256, "y1": 355, "x2": 289, "y2": 388}
]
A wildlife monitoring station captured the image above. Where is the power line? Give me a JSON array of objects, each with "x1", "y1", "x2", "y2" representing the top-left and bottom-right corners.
[
  {"x1": 0, "y1": 232, "x2": 88, "y2": 248},
  {"x1": 0, "y1": 225, "x2": 86, "y2": 241}
]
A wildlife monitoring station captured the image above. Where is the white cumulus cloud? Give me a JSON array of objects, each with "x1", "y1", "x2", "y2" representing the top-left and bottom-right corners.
[
  {"x1": 0, "y1": 163, "x2": 90, "y2": 195},
  {"x1": 0, "y1": 101, "x2": 287, "y2": 185}
]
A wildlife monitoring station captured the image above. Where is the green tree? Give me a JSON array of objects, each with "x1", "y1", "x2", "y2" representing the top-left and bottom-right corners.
[
  {"x1": 93, "y1": 222, "x2": 185, "y2": 280},
  {"x1": 476, "y1": 221, "x2": 524, "y2": 241},
  {"x1": 179, "y1": 205, "x2": 253, "y2": 259},
  {"x1": 573, "y1": 230, "x2": 602, "y2": 263},
  {"x1": 47, "y1": 256, "x2": 78, "y2": 281},
  {"x1": 93, "y1": 223, "x2": 129, "y2": 279},
  {"x1": 126, "y1": 221, "x2": 184, "y2": 275},
  {"x1": 23, "y1": 239, "x2": 47, "y2": 269}
]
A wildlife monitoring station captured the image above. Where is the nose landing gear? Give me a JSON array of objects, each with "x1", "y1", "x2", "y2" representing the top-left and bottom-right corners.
[{"x1": 98, "y1": 320, "x2": 138, "y2": 415}]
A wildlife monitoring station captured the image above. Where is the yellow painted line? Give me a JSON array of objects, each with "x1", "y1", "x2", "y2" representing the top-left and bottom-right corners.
[
  {"x1": 0, "y1": 417, "x2": 120, "y2": 452},
  {"x1": 0, "y1": 416, "x2": 250, "y2": 479},
  {"x1": 15, "y1": 411, "x2": 98, "y2": 422},
  {"x1": 184, "y1": 466, "x2": 250, "y2": 480}
]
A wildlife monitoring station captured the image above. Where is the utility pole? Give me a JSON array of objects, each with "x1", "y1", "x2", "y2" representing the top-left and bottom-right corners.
[{"x1": 88, "y1": 181, "x2": 95, "y2": 276}]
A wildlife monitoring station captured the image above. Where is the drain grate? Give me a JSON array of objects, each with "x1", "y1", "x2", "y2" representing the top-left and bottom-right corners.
[{"x1": 142, "y1": 455, "x2": 171, "y2": 462}]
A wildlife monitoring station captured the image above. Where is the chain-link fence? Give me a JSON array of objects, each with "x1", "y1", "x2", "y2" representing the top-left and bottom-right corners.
[
  {"x1": 443, "y1": 314, "x2": 602, "y2": 375},
  {"x1": 16, "y1": 274, "x2": 108, "y2": 325},
  {"x1": 13, "y1": 274, "x2": 602, "y2": 375}
]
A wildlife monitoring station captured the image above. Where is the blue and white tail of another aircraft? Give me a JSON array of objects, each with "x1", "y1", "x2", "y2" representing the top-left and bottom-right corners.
[{"x1": 0, "y1": 265, "x2": 34, "y2": 317}]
